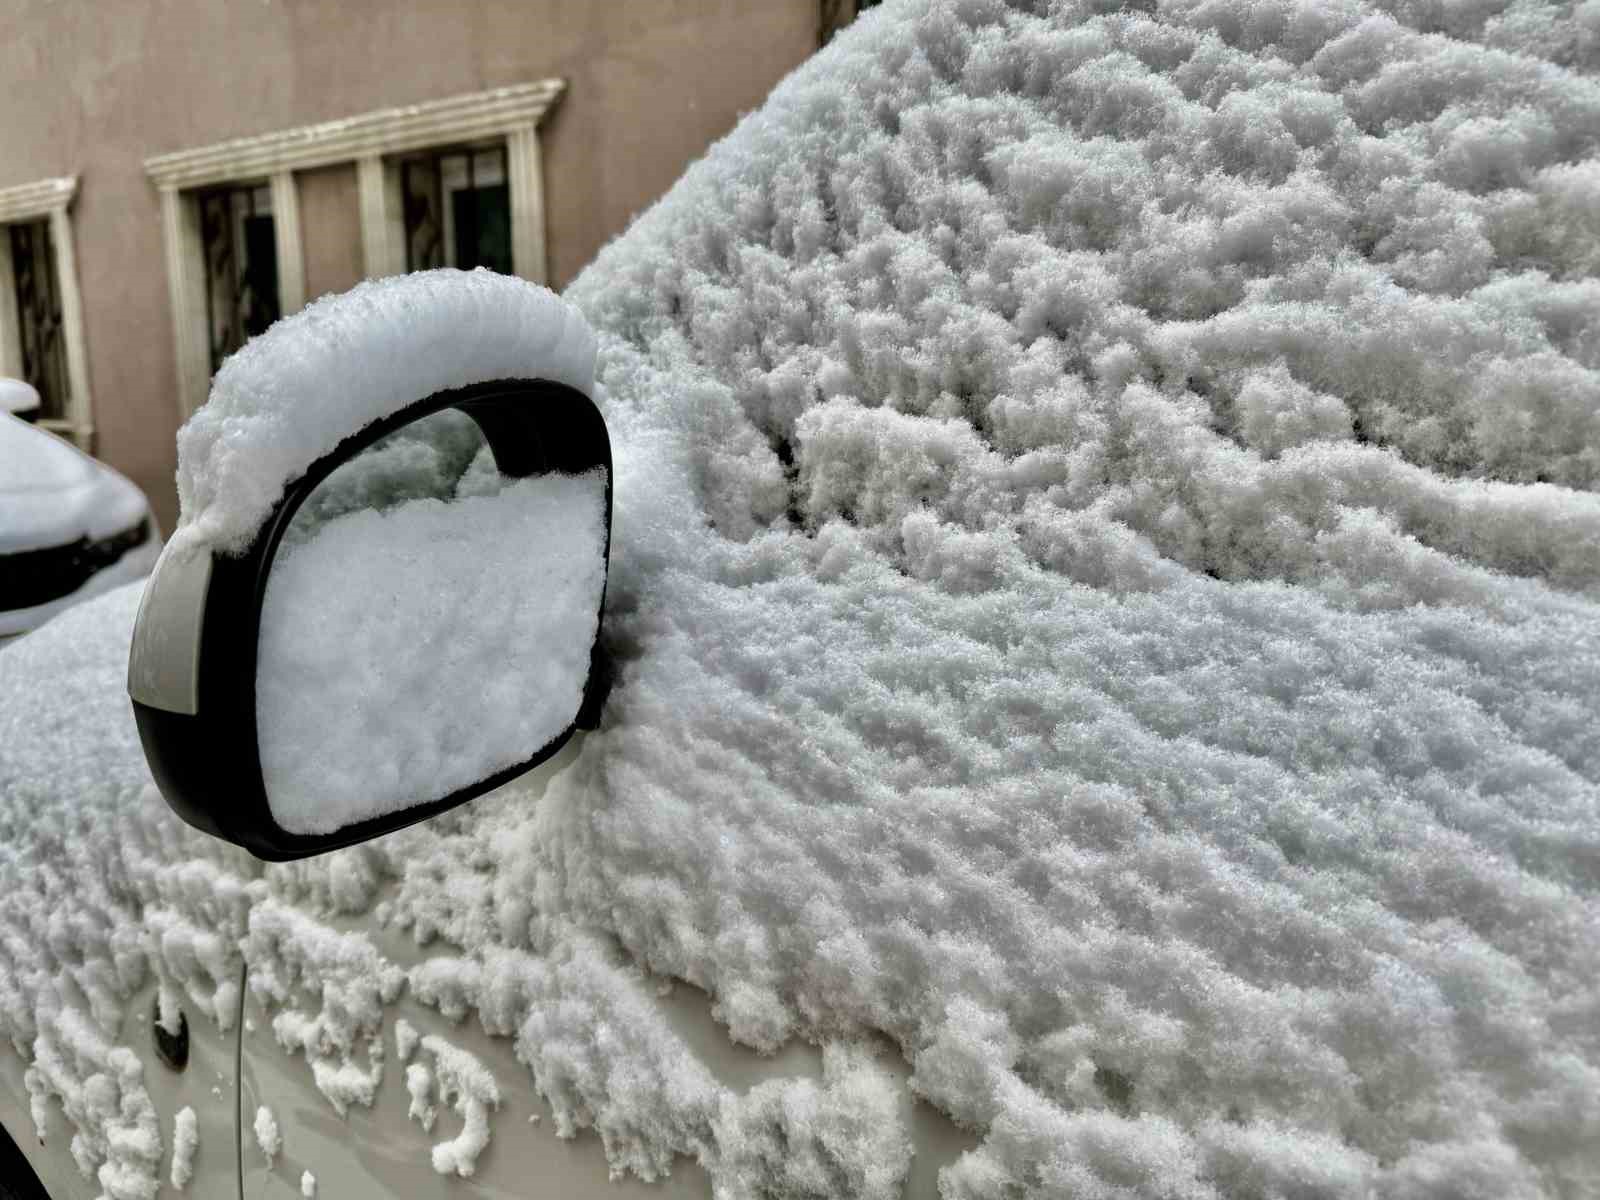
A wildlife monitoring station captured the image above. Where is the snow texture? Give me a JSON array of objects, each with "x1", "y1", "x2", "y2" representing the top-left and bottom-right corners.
[
  {"x1": 257, "y1": 465, "x2": 607, "y2": 834},
  {"x1": 171, "y1": 268, "x2": 596, "y2": 559},
  {"x1": 548, "y1": 0, "x2": 1600, "y2": 1194},
  {"x1": 25, "y1": 1003, "x2": 162, "y2": 1200},
  {"x1": 253, "y1": 1104, "x2": 280, "y2": 1165},
  {"x1": 154, "y1": 984, "x2": 181, "y2": 1040},
  {"x1": 300, "y1": 1169, "x2": 316, "y2": 1198},
  {"x1": 711, "y1": 1043, "x2": 911, "y2": 1200},
  {"x1": 419, "y1": 1033, "x2": 500, "y2": 1177},
  {"x1": 2, "y1": 1, "x2": 1599, "y2": 1198},
  {"x1": 405, "y1": 1061, "x2": 435, "y2": 1131},
  {"x1": 0, "y1": 585, "x2": 245, "y2": 1200},
  {"x1": 0, "y1": 376, "x2": 40, "y2": 415},
  {"x1": 251, "y1": 898, "x2": 400, "y2": 1117},
  {"x1": 168, "y1": 1106, "x2": 197, "y2": 1190}
]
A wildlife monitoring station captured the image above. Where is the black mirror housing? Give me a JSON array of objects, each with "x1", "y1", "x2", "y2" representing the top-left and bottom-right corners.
[{"x1": 128, "y1": 378, "x2": 611, "y2": 861}]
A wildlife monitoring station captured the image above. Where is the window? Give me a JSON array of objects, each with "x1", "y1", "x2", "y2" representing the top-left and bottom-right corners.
[
  {"x1": 0, "y1": 176, "x2": 93, "y2": 446},
  {"x1": 8, "y1": 219, "x2": 69, "y2": 421},
  {"x1": 148, "y1": 81, "x2": 564, "y2": 418},
  {"x1": 199, "y1": 184, "x2": 280, "y2": 370},
  {"x1": 401, "y1": 145, "x2": 512, "y2": 275},
  {"x1": 821, "y1": 0, "x2": 879, "y2": 45}
]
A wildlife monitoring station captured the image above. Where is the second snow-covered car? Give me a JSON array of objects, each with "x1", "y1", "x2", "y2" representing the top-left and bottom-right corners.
[{"x1": 0, "y1": 384, "x2": 159, "y2": 640}]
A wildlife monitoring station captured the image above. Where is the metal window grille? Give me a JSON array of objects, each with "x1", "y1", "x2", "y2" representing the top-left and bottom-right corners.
[
  {"x1": 199, "y1": 184, "x2": 280, "y2": 373},
  {"x1": 8, "y1": 219, "x2": 68, "y2": 422},
  {"x1": 401, "y1": 145, "x2": 511, "y2": 276}
]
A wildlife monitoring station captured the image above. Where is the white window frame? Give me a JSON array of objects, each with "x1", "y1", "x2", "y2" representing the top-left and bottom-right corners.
[
  {"x1": 0, "y1": 176, "x2": 94, "y2": 448},
  {"x1": 145, "y1": 80, "x2": 565, "y2": 419},
  {"x1": 407, "y1": 145, "x2": 511, "y2": 273}
]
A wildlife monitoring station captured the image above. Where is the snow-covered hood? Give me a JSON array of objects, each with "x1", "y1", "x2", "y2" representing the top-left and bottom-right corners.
[
  {"x1": 0, "y1": 413, "x2": 150, "y2": 555},
  {"x1": 2, "y1": 2, "x2": 1599, "y2": 1198}
]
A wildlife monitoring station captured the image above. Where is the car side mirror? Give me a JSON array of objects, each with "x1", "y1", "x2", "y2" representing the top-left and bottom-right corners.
[{"x1": 127, "y1": 378, "x2": 611, "y2": 861}]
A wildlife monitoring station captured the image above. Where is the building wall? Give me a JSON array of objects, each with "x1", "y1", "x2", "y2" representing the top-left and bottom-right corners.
[
  {"x1": 299, "y1": 165, "x2": 364, "y2": 302},
  {"x1": 0, "y1": 0, "x2": 824, "y2": 531}
]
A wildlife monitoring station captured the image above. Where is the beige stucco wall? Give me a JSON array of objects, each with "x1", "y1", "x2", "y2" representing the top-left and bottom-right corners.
[
  {"x1": 0, "y1": 0, "x2": 821, "y2": 530},
  {"x1": 298, "y1": 164, "x2": 364, "y2": 303}
]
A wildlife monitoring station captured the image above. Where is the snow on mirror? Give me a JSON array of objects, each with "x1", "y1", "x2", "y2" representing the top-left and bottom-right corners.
[
  {"x1": 256, "y1": 409, "x2": 609, "y2": 837},
  {"x1": 129, "y1": 376, "x2": 612, "y2": 861}
]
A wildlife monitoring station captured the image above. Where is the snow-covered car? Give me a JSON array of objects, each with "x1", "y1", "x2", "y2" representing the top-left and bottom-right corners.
[
  {"x1": 0, "y1": 388, "x2": 160, "y2": 641},
  {"x1": 2, "y1": 2, "x2": 1599, "y2": 1199}
]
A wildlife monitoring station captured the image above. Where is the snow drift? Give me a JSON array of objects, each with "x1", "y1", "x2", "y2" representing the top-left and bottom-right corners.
[{"x1": 2, "y1": 0, "x2": 1598, "y2": 1197}]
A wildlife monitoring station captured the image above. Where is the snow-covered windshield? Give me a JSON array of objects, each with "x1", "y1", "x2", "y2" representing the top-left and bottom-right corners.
[{"x1": 3, "y1": 1, "x2": 1599, "y2": 1197}]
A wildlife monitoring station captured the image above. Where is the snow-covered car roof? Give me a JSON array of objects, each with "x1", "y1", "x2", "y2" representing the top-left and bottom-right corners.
[
  {"x1": 0, "y1": 413, "x2": 149, "y2": 556},
  {"x1": 3, "y1": 1, "x2": 1599, "y2": 1197},
  {"x1": 0, "y1": 377, "x2": 41, "y2": 416},
  {"x1": 0, "y1": 412, "x2": 158, "y2": 636}
]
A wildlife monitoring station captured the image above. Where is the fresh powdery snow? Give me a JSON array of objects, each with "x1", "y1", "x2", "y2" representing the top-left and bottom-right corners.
[
  {"x1": 257, "y1": 463, "x2": 608, "y2": 834},
  {"x1": 1, "y1": 1, "x2": 1599, "y2": 1198}
]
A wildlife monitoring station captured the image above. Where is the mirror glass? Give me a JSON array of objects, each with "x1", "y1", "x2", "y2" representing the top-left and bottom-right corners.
[{"x1": 255, "y1": 409, "x2": 607, "y2": 836}]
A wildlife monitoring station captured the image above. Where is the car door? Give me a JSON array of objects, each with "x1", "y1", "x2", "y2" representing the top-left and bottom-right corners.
[
  {"x1": 233, "y1": 743, "x2": 976, "y2": 1200},
  {"x1": 0, "y1": 974, "x2": 241, "y2": 1200}
]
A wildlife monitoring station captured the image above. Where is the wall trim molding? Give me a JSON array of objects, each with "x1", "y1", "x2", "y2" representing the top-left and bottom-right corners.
[
  {"x1": 148, "y1": 81, "x2": 565, "y2": 419},
  {"x1": 0, "y1": 175, "x2": 78, "y2": 223},
  {"x1": 0, "y1": 175, "x2": 95, "y2": 448},
  {"x1": 143, "y1": 81, "x2": 566, "y2": 191}
]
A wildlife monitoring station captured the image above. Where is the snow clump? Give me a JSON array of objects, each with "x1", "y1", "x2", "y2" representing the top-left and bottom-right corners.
[
  {"x1": 253, "y1": 1104, "x2": 280, "y2": 1165},
  {"x1": 394, "y1": 1017, "x2": 420, "y2": 1063},
  {"x1": 168, "y1": 1106, "x2": 197, "y2": 1190}
]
